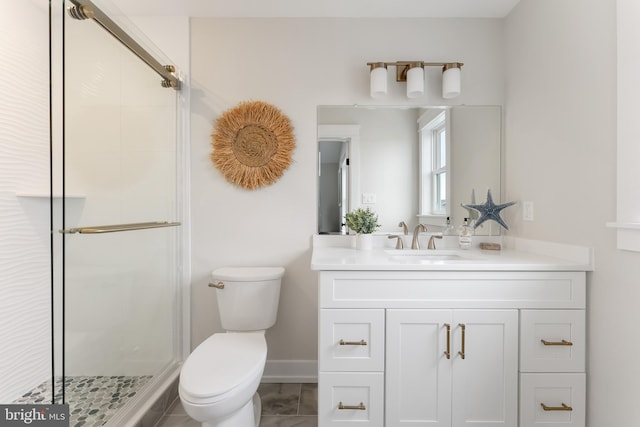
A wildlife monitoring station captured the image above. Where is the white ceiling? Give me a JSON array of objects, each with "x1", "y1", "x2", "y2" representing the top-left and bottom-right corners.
[{"x1": 109, "y1": 0, "x2": 521, "y2": 18}]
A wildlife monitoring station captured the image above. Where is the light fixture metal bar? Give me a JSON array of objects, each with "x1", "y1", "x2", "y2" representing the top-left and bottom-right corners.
[
  {"x1": 366, "y1": 61, "x2": 463, "y2": 67},
  {"x1": 68, "y1": 0, "x2": 181, "y2": 90},
  {"x1": 367, "y1": 61, "x2": 464, "y2": 82}
]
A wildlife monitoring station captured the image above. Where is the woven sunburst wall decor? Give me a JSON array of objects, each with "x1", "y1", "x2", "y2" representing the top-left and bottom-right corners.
[{"x1": 210, "y1": 101, "x2": 296, "y2": 190}]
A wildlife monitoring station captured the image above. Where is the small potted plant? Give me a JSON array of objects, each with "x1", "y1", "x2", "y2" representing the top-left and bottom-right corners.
[{"x1": 345, "y1": 207, "x2": 381, "y2": 250}]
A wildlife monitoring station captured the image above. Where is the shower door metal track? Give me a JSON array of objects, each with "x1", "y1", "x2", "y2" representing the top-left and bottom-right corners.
[
  {"x1": 60, "y1": 221, "x2": 181, "y2": 234},
  {"x1": 67, "y1": 0, "x2": 181, "y2": 90}
]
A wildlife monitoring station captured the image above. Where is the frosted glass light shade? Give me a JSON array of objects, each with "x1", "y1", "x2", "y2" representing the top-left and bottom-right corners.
[
  {"x1": 406, "y1": 65, "x2": 424, "y2": 98},
  {"x1": 442, "y1": 65, "x2": 461, "y2": 99},
  {"x1": 370, "y1": 65, "x2": 387, "y2": 98}
]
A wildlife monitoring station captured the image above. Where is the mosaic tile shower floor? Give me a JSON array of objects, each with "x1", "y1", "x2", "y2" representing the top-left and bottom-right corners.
[{"x1": 13, "y1": 375, "x2": 152, "y2": 426}]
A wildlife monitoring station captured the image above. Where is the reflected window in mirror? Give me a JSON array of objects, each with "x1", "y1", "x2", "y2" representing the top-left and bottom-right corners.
[{"x1": 419, "y1": 110, "x2": 448, "y2": 217}]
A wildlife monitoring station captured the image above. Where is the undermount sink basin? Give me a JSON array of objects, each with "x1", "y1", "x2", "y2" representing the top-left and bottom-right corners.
[{"x1": 384, "y1": 249, "x2": 471, "y2": 261}]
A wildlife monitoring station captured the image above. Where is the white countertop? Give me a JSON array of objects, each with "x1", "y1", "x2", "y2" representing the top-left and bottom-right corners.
[{"x1": 311, "y1": 235, "x2": 594, "y2": 272}]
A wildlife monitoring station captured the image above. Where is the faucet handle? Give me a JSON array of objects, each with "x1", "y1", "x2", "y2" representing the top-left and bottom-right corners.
[
  {"x1": 388, "y1": 235, "x2": 404, "y2": 249},
  {"x1": 427, "y1": 233, "x2": 444, "y2": 250}
]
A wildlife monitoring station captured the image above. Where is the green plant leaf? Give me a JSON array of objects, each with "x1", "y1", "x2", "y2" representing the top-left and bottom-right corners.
[{"x1": 344, "y1": 207, "x2": 381, "y2": 234}]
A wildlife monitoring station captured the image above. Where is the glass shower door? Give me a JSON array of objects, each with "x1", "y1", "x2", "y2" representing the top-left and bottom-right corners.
[{"x1": 61, "y1": 4, "x2": 181, "y2": 424}]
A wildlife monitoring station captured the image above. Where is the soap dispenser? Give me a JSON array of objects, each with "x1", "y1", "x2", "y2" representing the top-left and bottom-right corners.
[
  {"x1": 458, "y1": 218, "x2": 473, "y2": 249},
  {"x1": 444, "y1": 217, "x2": 455, "y2": 236}
]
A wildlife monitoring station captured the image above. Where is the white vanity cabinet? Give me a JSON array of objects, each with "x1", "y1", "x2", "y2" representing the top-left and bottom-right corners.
[
  {"x1": 317, "y1": 270, "x2": 587, "y2": 427},
  {"x1": 386, "y1": 309, "x2": 518, "y2": 426}
]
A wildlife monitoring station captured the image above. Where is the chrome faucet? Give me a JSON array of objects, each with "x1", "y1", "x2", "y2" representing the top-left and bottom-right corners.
[{"x1": 411, "y1": 224, "x2": 427, "y2": 249}]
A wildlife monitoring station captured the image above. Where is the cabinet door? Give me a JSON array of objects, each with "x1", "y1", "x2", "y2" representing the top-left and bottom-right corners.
[
  {"x1": 386, "y1": 309, "x2": 453, "y2": 426},
  {"x1": 452, "y1": 310, "x2": 518, "y2": 427}
]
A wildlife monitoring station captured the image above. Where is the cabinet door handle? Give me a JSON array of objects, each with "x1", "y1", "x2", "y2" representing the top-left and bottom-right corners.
[
  {"x1": 458, "y1": 323, "x2": 466, "y2": 359},
  {"x1": 338, "y1": 402, "x2": 366, "y2": 410},
  {"x1": 541, "y1": 339, "x2": 573, "y2": 346},
  {"x1": 444, "y1": 323, "x2": 451, "y2": 359},
  {"x1": 541, "y1": 403, "x2": 573, "y2": 411},
  {"x1": 339, "y1": 339, "x2": 367, "y2": 346}
]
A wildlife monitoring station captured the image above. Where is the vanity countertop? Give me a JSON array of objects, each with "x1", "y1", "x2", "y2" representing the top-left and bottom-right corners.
[{"x1": 311, "y1": 236, "x2": 594, "y2": 272}]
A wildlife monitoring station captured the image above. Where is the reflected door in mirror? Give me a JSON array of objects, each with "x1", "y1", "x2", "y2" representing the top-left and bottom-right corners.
[{"x1": 319, "y1": 139, "x2": 349, "y2": 234}]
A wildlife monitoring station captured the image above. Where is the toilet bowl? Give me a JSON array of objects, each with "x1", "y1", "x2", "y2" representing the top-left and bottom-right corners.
[
  {"x1": 179, "y1": 333, "x2": 266, "y2": 427},
  {"x1": 179, "y1": 267, "x2": 284, "y2": 427}
]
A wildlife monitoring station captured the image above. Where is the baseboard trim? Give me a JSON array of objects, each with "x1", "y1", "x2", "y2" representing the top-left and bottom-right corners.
[{"x1": 261, "y1": 360, "x2": 318, "y2": 383}]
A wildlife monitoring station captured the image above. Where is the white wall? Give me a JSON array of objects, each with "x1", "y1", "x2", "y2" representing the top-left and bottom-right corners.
[
  {"x1": 503, "y1": 1, "x2": 638, "y2": 425},
  {"x1": 0, "y1": 0, "x2": 52, "y2": 403},
  {"x1": 613, "y1": 0, "x2": 640, "y2": 251},
  {"x1": 190, "y1": 18, "x2": 504, "y2": 364}
]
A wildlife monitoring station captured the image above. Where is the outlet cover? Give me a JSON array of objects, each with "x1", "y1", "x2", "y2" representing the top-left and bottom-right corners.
[{"x1": 523, "y1": 201, "x2": 534, "y2": 221}]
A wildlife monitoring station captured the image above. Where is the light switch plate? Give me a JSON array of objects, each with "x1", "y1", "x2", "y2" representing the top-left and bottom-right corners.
[{"x1": 362, "y1": 193, "x2": 377, "y2": 204}]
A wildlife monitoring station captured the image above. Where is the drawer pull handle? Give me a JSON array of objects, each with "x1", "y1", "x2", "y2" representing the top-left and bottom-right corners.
[
  {"x1": 444, "y1": 323, "x2": 451, "y2": 359},
  {"x1": 541, "y1": 403, "x2": 573, "y2": 411},
  {"x1": 338, "y1": 402, "x2": 366, "y2": 410},
  {"x1": 458, "y1": 323, "x2": 466, "y2": 359},
  {"x1": 339, "y1": 339, "x2": 367, "y2": 346},
  {"x1": 541, "y1": 339, "x2": 573, "y2": 346}
]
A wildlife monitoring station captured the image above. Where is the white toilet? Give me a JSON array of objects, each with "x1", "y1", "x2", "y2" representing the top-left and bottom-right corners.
[{"x1": 179, "y1": 266, "x2": 284, "y2": 427}]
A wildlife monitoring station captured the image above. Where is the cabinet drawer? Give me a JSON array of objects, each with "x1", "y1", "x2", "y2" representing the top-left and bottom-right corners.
[
  {"x1": 319, "y1": 309, "x2": 384, "y2": 371},
  {"x1": 319, "y1": 271, "x2": 586, "y2": 309},
  {"x1": 318, "y1": 372, "x2": 384, "y2": 426},
  {"x1": 520, "y1": 373, "x2": 585, "y2": 427},
  {"x1": 520, "y1": 310, "x2": 585, "y2": 372}
]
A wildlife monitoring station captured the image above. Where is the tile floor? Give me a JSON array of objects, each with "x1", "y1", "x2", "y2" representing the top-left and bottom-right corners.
[
  {"x1": 156, "y1": 383, "x2": 317, "y2": 427},
  {"x1": 13, "y1": 375, "x2": 152, "y2": 426}
]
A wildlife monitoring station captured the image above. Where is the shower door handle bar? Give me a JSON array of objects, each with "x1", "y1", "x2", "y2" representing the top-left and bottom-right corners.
[{"x1": 60, "y1": 221, "x2": 181, "y2": 234}]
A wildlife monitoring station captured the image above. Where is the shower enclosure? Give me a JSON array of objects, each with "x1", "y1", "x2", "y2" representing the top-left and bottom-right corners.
[{"x1": 1, "y1": 0, "x2": 187, "y2": 425}]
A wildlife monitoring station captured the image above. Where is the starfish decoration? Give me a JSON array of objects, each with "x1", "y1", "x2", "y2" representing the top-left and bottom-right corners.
[
  {"x1": 462, "y1": 189, "x2": 517, "y2": 230},
  {"x1": 461, "y1": 189, "x2": 479, "y2": 222}
]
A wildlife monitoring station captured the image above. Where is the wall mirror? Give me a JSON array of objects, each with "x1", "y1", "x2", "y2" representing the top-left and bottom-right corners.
[{"x1": 317, "y1": 105, "x2": 502, "y2": 236}]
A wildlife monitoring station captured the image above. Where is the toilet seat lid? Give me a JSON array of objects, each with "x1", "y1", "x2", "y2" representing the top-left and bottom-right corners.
[{"x1": 180, "y1": 333, "x2": 266, "y2": 400}]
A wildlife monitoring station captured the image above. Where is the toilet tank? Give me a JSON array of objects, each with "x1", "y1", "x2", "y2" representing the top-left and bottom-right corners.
[{"x1": 211, "y1": 267, "x2": 284, "y2": 332}]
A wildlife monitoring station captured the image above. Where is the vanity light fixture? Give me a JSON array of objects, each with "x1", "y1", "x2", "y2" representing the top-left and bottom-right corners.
[
  {"x1": 442, "y1": 62, "x2": 463, "y2": 98},
  {"x1": 406, "y1": 62, "x2": 424, "y2": 98},
  {"x1": 367, "y1": 61, "x2": 464, "y2": 99},
  {"x1": 369, "y1": 62, "x2": 388, "y2": 98}
]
